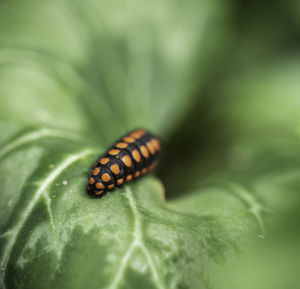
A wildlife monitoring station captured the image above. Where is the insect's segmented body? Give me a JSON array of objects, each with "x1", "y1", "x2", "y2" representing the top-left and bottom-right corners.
[{"x1": 87, "y1": 129, "x2": 161, "y2": 197}]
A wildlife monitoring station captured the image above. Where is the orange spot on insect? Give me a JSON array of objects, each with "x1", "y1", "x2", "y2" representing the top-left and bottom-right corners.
[
  {"x1": 115, "y1": 142, "x2": 128, "y2": 149},
  {"x1": 117, "y1": 178, "x2": 124, "y2": 185},
  {"x1": 107, "y1": 184, "x2": 114, "y2": 190},
  {"x1": 93, "y1": 167, "x2": 100, "y2": 175},
  {"x1": 101, "y1": 173, "x2": 111, "y2": 182},
  {"x1": 99, "y1": 158, "x2": 110, "y2": 165},
  {"x1": 89, "y1": 177, "x2": 95, "y2": 184},
  {"x1": 141, "y1": 168, "x2": 147, "y2": 175},
  {"x1": 123, "y1": 136, "x2": 135, "y2": 143},
  {"x1": 130, "y1": 130, "x2": 146, "y2": 139},
  {"x1": 122, "y1": 155, "x2": 132, "y2": 167},
  {"x1": 130, "y1": 132, "x2": 140, "y2": 139},
  {"x1": 147, "y1": 141, "x2": 155, "y2": 154},
  {"x1": 94, "y1": 190, "x2": 104, "y2": 196},
  {"x1": 126, "y1": 175, "x2": 133, "y2": 182},
  {"x1": 96, "y1": 182, "x2": 105, "y2": 189},
  {"x1": 148, "y1": 161, "x2": 158, "y2": 171},
  {"x1": 110, "y1": 164, "x2": 120, "y2": 175},
  {"x1": 151, "y1": 138, "x2": 160, "y2": 151},
  {"x1": 133, "y1": 129, "x2": 146, "y2": 137},
  {"x1": 140, "y1": 146, "x2": 149, "y2": 158},
  {"x1": 132, "y1": 149, "x2": 141, "y2": 162},
  {"x1": 109, "y1": 149, "x2": 120, "y2": 155},
  {"x1": 134, "y1": 171, "x2": 140, "y2": 178}
]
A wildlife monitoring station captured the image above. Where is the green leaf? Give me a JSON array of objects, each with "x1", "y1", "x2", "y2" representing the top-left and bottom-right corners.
[
  {"x1": 2, "y1": 124, "x2": 297, "y2": 288},
  {"x1": 0, "y1": 0, "x2": 226, "y2": 140},
  {"x1": 0, "y1": 0, "x2": 235, "y2": 288},
  {"x1": 1, "y1": 0, "x2": 299, "y2": 289},
  {"x1": 0, "y1": 126, "x2": 257, "y2": 289},
  {"x1": 217, "y1": 58, "x2": 300, "y2": 142}
]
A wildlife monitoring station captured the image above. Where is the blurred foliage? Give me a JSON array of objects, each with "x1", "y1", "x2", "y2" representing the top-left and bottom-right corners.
[{"x1": 0, "y1": 0, "x2": 300, "y2": 288}]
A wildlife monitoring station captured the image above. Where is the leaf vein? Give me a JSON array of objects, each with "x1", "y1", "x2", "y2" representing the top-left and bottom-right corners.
[
  {"x1": 0, "y1": 149, "x2": 93, "y2": 288},
  {"x1": 229, "y1": 183, "x2": 267, "y2": 234},
  {"x1": 0, "y1": 128, "x2": 83, "y2": 160},
  {"x1": 107, "y1": 187, "x2": 165, "y2": 289}
]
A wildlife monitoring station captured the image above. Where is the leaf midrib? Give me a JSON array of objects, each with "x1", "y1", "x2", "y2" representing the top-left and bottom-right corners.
[
  {"x1": 107, "y1": 186, "x2": 165, "y2": 289},
  {"x1": 0, "y1": 148, "x2": 94, "y2": 288}
]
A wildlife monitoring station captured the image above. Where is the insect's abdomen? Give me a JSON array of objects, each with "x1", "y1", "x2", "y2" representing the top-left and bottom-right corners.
[{"x1": 87, "y1": 129, "x2": 161, "y2": 197}]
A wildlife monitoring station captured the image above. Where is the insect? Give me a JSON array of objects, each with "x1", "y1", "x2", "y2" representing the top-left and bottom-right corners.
[{"x1": 87, "y1": 129, "x2": 161, "y2": 197}]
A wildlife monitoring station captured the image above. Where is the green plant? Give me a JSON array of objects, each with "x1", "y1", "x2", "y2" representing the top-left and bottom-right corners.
[{"x1": 1, "y1": 1, "x2": 300, "y2": 289}]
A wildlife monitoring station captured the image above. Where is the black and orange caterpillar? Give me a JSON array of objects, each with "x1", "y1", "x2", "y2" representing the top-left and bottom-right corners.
[{"x1": 87, "y1": 129, "x2": 161, "y2": 197}]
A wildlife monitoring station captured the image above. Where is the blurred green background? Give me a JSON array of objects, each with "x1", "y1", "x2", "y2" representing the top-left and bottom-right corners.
[{"x1": 0, "y1": 0, "x2": 300, "y2": 288}]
